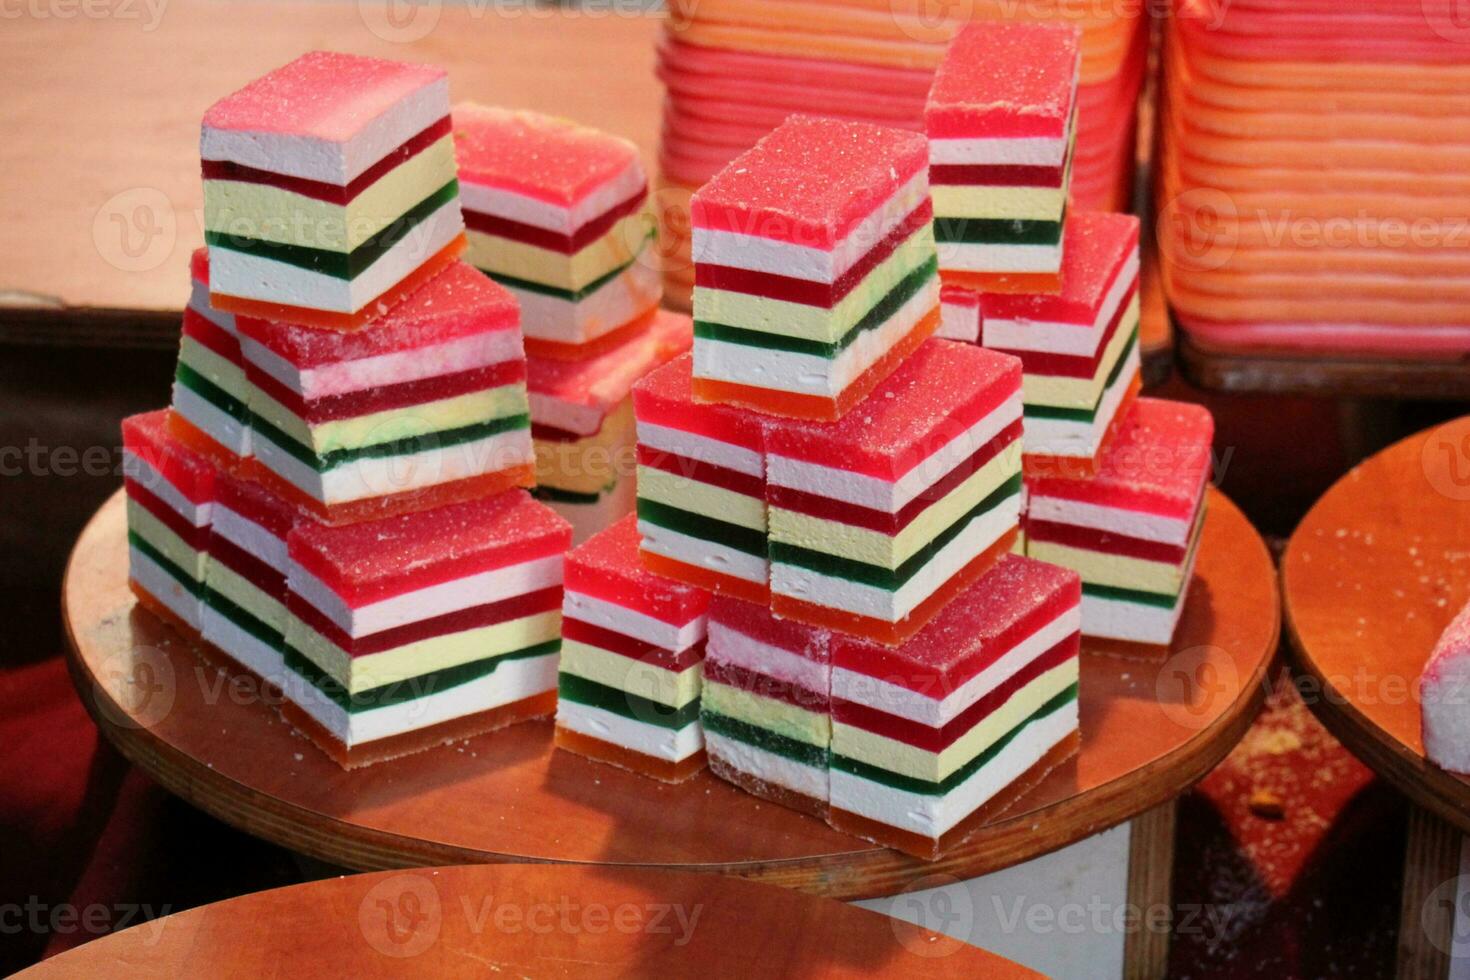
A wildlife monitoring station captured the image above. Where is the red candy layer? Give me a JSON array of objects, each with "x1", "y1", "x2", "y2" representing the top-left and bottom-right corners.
[
  {"x1": 287, "y1": 489, "x2": 571, "y2": 606},
  {"x1": 707, "y1": 594, "x2": 830, "y2": 663},
  {"x1": 121, "y1": 409, "x2": 216, "y2": 505}
]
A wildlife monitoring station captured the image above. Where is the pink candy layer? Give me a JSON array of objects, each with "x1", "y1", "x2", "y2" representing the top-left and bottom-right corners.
[
  {"x1": 452, "y1": 103, "x2": 642, "y2": 208},
  {"x1": 203, "y1": 51, "x2": 445, "y2": 144},
  {"x1": 925, "y1": 22, "x2": 1081, "y2": 140},
  {"x1": 690, "y1": 115, "x2": 927, "y2": 249}
]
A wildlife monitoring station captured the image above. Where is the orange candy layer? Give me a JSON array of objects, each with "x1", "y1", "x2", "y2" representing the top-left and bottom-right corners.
[
  {"x1": 772, "y1": 530, "x2": 1019, "y2": 647},
  {"x1": 211, "y1": 235, "x2": 467, "y2": 331},
  {"x1": 942, "y1": 269, "x2": 1063, "y2": 296},
  {"x1": 638, "y1": 549, "x2": 769, "y2": 606},
  {"x1": 691, "y1": 305, "x2": 940, "y2": 422},
  {"x1": 554, "y1": 727, "x2": 708, "y2": 784},
  {"x1": 167, "y1": 411, "x2": 247, "y2": 475}
]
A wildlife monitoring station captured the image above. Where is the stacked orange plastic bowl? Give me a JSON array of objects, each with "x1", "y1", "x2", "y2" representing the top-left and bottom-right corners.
[
  {"x1": 1157, "y1": 0, "x2": 1470, "y2": 358},
  {"x1": 655, "y1": 0, "x2": 1150, "y2": 307}
]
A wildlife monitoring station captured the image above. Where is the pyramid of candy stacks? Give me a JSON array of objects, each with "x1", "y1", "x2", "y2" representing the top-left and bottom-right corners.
[
  {"x1": 655, "y1": 0, "x2": 1149, "y2": 307},
  {"x1": 125, "y1": 52, "x2": 692, "y2": 770},
  {"x1": 546, "y1": 23, "x2": 1220, "y2": 862},
  {"x1": 1157, "y1": 0, "x2": 1470, "y2": 358}
]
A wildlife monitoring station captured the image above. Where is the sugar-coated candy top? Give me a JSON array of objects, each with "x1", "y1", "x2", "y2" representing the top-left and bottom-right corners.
[
  {"x1": 633, "y1": 353, "x2": 765, "y2": 452},
  {"x1": 214, "y1": 469, "x2": 300, "y2": 539},
  {"x1": 288, "y1": 489, "x2": 571, "y2": 604},
  {"x1": 566, "y1": 515, "x2": 710, "y2": 626},
  {"x1": 1030, "y1": 398, "x2": 1215, "y2": 518},
  {"x1": 761, "y1": 340, "x2": 1020, "y2": 480},
  {"x1": 203, "y1": 51, "x2": 446, "y2": 144},
  {"x1": 239, "y1": 263, "x2": 518, "y2": 366},
  {"x1": 981, "y1": 212, "x2": 1139, "y2": 325},
  {"x1": 832, "y1": 555, "x2": 1078, "y2": 694},
  {"x1": 121, "y1": 410, "x2": 216, "y2": 504},
  {"x1": 528, "y1": 311, "x2": 691, "y2": 410},
  {"x1": 926, "y1": 22, "x2": 1080, "y2": 139},
  {"x1": 452, "y1": 104, "x2": 642, "y2": 206},
  {"x1": 691, "y1": 115, "x2": 928, "y2": 249},
  {"x1": 1424, "y1": 600, "x2": 1470, "y2": 684},
  {"x1": 708, "y1": 595, "x2": 831, "y2": 663}
]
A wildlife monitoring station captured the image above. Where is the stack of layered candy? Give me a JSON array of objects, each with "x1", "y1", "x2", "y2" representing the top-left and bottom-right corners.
[
  {"x1": 926, "y1": 23, "x2": 1216, "y2": 658},
  {"x1": 127, "y1": 51, "x2": 587, "y2": 770},
  {"x1": 655, "y1": 0, "x2": 1148, "y2": 306},
  {"x1": 451, "y1": 106, "x2": 690, "y2": 539},
  {"x1": 1157, "y1": 0, "x2": 1470, "y2": 358},
  {"x1": 595, "y1": 104, "x2": 1093, "y2": 862}
]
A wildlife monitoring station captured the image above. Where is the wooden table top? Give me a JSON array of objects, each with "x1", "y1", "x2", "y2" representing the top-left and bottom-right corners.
[
  {"x1": 0, "y1": 0, "x2": 663, "y2": 347},
  {"x1": 1283, "y1": 416, "x2": 1470, "y2": 834},
  {"x1": 16, "y1": 863, "x2": 1040, "y2": 978},
  {"x1": 63, "y1": 485, "x2": 1278, "y2": 898}
]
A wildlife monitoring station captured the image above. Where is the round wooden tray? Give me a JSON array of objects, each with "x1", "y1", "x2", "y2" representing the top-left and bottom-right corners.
[
  {"x1": 16, "y1": 863, "x2": 1039, "y2": 978},
  {"x1": 64, "y1": 485, "x2": 1278, "y2": 899},
  {"x1": 1283, "y1": 416, "x2": 1470, "y2": 834}
]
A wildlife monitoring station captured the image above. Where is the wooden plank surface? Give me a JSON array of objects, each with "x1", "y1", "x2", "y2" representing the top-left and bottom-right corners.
[
  {"x1": 63, "y1": 485, "x2": 1278, "y2": 898},
  {"x1": 0, "y1": 0, "x2": 663, "y2": 346},
  {"x1": 16, "y1": 863, "x2": 1041, "y2": 978}
]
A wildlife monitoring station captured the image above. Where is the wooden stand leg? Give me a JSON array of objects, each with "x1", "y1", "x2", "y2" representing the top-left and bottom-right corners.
[
  {"x1": 1123, "y1": 800, "x2": 1177, "y2": 980},
  {"x1": 855, "y1": 806, "x2": 1180, "y2": 980},
  {"x1": 1396, "y1": 805, "x2": 1465, "y2": 980}
]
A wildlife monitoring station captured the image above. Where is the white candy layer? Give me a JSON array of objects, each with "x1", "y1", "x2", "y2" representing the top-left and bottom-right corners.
[
  {"x1": 936, "y1": 298, "x2": 980, "y2": 342},
  {"x1": 771, "y1": 491, "x2": 1019, "y2": 622},
  {"x1": 284, "y1": 651, "x2": 557, "y2": 746},
  {"x1": 706, "y1": 731, "x2": 828, "y2": 801},
  {"x1": 637, "y1": 519, "x2": 767, "y2": 585},
  {"x1": 459, "y1": 163, "x2": 645, "y2": 236},
  {"x1": 636, "y1": 422, "x2": 763, "y2": 479},
  {"x1": 201, "y1": 77, "x2": 450, "y2": 186},
  {"x1": 188, "y1": 277, "x2": 237, "y2": 334},
  {"x1": 1027, "y1": 494, "x2": 1197, "y2": 548},
  {"x1": 210, "y1": 503, "x2": 289, "y2": 573},
  {"x1": 251, "y1": 426, "x2": 532, "y2": 506},
  {"x1": 928, "y1": 135, "x2": 1070, "y2": 168},
  {"x1": 209, "y1": 200, "x2": 462, "y2": 314},
  {"x1": 128, "y1": 545, "x2": 202, "y2": 630},
  {"x1": 705, "y1": 625, "x2": 830, "y2": 697},
  {"x1": 830, "y1": 697, "x2": 1076, "y2": 838},
  {"x1": 563, "y1": 589, "x2": 706, "y2": 652},
  {"x1": 984, "y1": 254, "x2": 1140, "y2": 357},
  {"x1": 171, "y1": 382, "x2": 251, "y2": 459},
  {"x1": 937, "y1": 240, "x2": 1062, "y2": 274},
  {"x1": 122, "y1": 450, "x2": 212, "y2": 526},
  {"x1": 242, "y1": 328, "x2": 523, "y2": 401},
  {"x1": 556, "y1": 700, "x2": 704, "y2": 762},
  {"x1": 506, "y1": 258, "x2": 660, "y2": 345},
  {"x1": 1022, "y1": 345, "x2": 1139, "y2": 460},
  {"x1": 1080, "y1": 544, "x2": 1200, "y2": 645},
  {"x1": 693, "y1": 276, "x2": 936, "y2": 399},
  {"x1": 200, "y1": 605, "x2": 286, "y2": 685}
]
